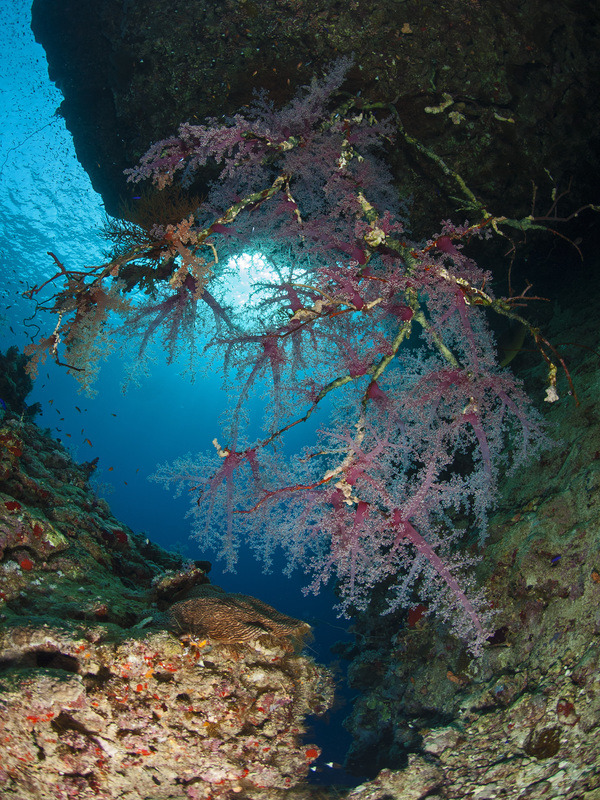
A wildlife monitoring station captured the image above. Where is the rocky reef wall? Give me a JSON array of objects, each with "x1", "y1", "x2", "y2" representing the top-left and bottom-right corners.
[{"x1": 0, "y1": 404, "x2": 334, "y2": 799}]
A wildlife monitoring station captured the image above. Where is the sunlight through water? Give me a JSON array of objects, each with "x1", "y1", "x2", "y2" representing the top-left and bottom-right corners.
[{"x1": 219, "y1": 251, "x2": 276, "y2": 307}]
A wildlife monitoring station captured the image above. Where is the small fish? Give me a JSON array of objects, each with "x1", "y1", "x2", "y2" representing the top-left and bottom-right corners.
[
  {"x1": 84, "y1": 438, "x2": 93, "y2": 447},
  {"x1": 0, "y1": 398, "x2": 6, "y2": 411},
  {"x1": 75, "y1": 406, "x2": 82, "y2": 413},
  {"x1": 108, "y1": 467, "x2": 114, "y2": 471}
]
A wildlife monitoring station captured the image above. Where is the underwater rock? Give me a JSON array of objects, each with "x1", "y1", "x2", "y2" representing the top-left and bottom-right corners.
[
  {"x1": 338, "y1": 277, "x2": 600, "y2": 797},
  {"x1": 0, "y1": 418, "x2": 334, "y2": 799},
  {"x1": 345, "y1": 758, "x2": 443, "y2": 800},
  {"x1": 31, "y1": 0, "x2": 600, "y2": 237},
  {"x1": 0, "y1": 418, "x2": 187, "y2": 624},
  {"x1": 0, "y1": 624, "x2": 333, "y2": 799}
]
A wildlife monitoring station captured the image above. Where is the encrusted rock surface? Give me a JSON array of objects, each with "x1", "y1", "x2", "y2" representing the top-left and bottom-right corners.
[
  {"x1": 0, "y1": 407, "x2": 334, "y2": 799},
  {"x1": 0, "y1": 624, "x2": 332, "y2": 799},
  {"x1": 31, "y1": 0, "x2": 600, "y2": 236},
  {"x1": 337, "y1": 271, "x2": 600, "y2": 798},
  {"x1": 345, "y1": 759, "x2": 444, "y2": 799},
  {"x1": 0, "y1": 416, "x2": 187, "y2": 626}
]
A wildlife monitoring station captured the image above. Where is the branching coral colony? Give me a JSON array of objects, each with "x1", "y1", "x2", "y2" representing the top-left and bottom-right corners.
[{"x1": 25, "y1": 58, "x2": 570, "y2": 654}]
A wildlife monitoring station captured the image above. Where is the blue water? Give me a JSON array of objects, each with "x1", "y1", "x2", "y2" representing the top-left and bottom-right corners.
[{"x1": 0, "y1": 0, "x2": 357, "y2": 781}]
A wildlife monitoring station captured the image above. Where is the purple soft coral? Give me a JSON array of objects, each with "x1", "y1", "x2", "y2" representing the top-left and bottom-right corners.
[{"x1": 27, "y1": 59, "x2": 552, "y2": 654}]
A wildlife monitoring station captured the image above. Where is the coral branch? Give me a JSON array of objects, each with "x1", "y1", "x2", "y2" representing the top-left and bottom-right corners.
[{"x1": 26, "y1": 58, "x2": 558, "y2": 652}]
